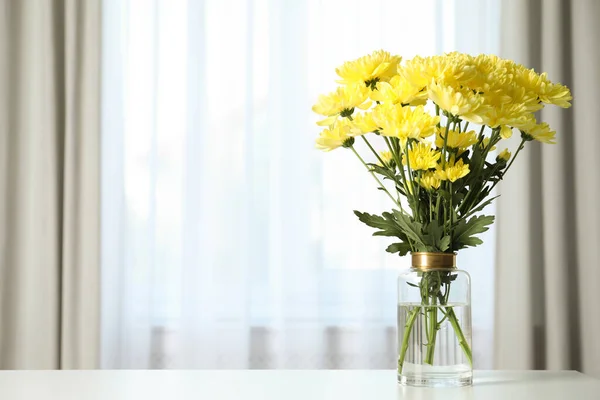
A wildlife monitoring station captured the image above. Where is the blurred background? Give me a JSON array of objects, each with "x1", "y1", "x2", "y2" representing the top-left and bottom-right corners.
[{"x1": 1, "y1": 0, "x2": 599, "y2": 377}]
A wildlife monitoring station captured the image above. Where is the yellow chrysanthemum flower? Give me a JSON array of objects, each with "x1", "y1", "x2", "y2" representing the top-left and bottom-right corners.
[
  {"x1": 315, "y1": 119, "x2": 362, "y2": 151},
  {"x1": 379, "y1": 151, "x2": 395, "y2": 168},
  {"x1": 515, "y1": 68, "x2": 572, "y2": 108},
  {"x1": 468, "y1": 54, "x2": 510, "y2": 91},
  {"x1": 400, "y1": 53, "x2": 476, "y2": 90},
  {"x1": 370, "y1": 75, "x2": 427, "y2": 106},
  {"x1": 372, "y1": 104, "x2": 440, "y2": 141},
  {"x1": 335, "y1": 50, "x2": 401, "y2": 87},
  {"x1": 419, "y1": 171, "x2": 441, "y2": 191},
  {"x1": 481, "y1": 88, "x2": 514, "y2": 108},
  {"x1": 435, "y1": 128, "x2": 478, "y2": 150},
  {"x1": 522, "y1": 122, "x2": 556, "y2": 144},
  {"x1": 312, "y1": 84, "x2": 372, "y2": 125},
  {"x1": 435, "y1": 159, "x2": 470, "y2": 182},
  {"x1": 427, "y1": 81, "x2": 489, "y2": 124},
  {"x1": 497, "y1": 148, "x2": 511, "y2": 161},
  {"x1": 480, "y1": 102, "x2": 536, "y2": 131},
  {"x1": 404, "y1": 142, "x2": 441, "y2": 171},
  {"x1": 352, "y1": 112, "x2": 379, "y2": 134},
  {"x1": 505, "y1": 86, "x2": 544, "y2": 112},
  {"x1": 539, "y1": 82, "x2": 572, "y2": 108}
]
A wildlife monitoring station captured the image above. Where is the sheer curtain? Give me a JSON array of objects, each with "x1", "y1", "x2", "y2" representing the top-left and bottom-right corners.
[{"x1": 101, "y1": 0, "x2": 499, "y2": 369}]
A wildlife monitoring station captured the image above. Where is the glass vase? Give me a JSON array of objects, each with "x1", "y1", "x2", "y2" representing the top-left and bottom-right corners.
[{"x1": 397, "y1": 252, "x2": 472, "y2": 387}]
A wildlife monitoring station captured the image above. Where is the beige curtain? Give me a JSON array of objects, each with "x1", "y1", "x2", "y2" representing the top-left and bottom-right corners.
[
  {"x1": 496, "y1": 0, "x2": 600, "y2": 378},
  {"x1": 0, "y1": 0, "x2": 101, "y2": 369}
]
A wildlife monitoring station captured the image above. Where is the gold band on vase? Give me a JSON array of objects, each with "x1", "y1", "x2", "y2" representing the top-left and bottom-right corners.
[{"x1": 411, "y1": 252, "x2": 456, "y2": 270}]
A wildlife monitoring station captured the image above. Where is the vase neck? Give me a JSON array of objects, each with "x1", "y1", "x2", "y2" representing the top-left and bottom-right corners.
[{"x1": 411, "y1": 252, "x2": 456, "y2": 270}]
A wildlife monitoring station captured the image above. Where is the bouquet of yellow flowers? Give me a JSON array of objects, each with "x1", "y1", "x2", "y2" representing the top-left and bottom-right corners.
[{"x1": 312, "y1": 50, "x2": 571, "y2": 385}]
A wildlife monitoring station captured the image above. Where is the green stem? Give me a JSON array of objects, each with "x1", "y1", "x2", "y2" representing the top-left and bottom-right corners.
[
  {"x1": 404, "y1": 141, "x2": 418, "y2": 219},
  {"x1": 435, "y1": 194, "x2": 442, "y2": 225},
  {"x1": 460, "y1": 135, "x2": 524, "y2": 217},
  {"x1": 429, "y1": 194, "x2": 433, "y2": 223},
  {"x1": 360, "y1": 135, "x2": 385, "y2": 166},
  {"x1": 383, "y1": 136, "x2": 405, "y2": 188},
  {"x1": 384, "y1": 137, "x2": 415, "y2": 221},
  {"x1": 421, "y1": 271, "x2": 441, "y2": 366},
  {"x1": 435, "y1": 283, "x2": 473, "y2": 368},
  {"x1": 382, "y1": 136, "x2": 409, "y2": 214},
  {"x1": 503, "y1": 138, "x2": 526, "y2": 174},
  {"x1": 459, "y1": 195, "x2": 501, "y2": 222},
  {"x1": 457, "y1": 128, "x2": 500, "y2": 215},
  {"x1": 417, "y1": 171, "x2": 424, "y2": 223},
  {"x1": 445, "y1": 307, "x2": 473, "y2": 367},
  {"x1": 443, "y1": 184, "x2": 448, "y2": 236},
  {"x1": 441, "y1": 122, "x2": 451, "y2": 168},
  {"x1": 350, "y1": 146, "x2": 404, "y2": 211},
  {"x1": 437, "y1": 311, "x2": 449, "y2": 326},
  {"x1": 398, "y1": 307, "x2": 420, "y2": 373},
  {"x1": 425, "y1": 296, "x2": 438, "y2": 365},
  {"x1": 477, "y1": 124, "x2": 485, "y2": 141},
  {"x1": 458, "y1": 184, "x2": 476, "y2": 214},
  {"x1": 488, "y1": 138, "x2": 526, "y2": 193},
  {"x1": 449, "y1": 181, "x2": 454, "y2": 234}
]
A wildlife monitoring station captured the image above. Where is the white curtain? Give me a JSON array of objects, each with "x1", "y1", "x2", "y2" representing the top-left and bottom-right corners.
[{"x1": 101, "y1": 0, "x2": 499, "y2": 369}]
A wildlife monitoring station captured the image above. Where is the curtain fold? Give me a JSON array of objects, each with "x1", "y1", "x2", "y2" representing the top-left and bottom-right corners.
[
  {"x1": 0, "y1": 0, "x2": 101, "y2": 369},
  {"x1": 496, "y1": 0, "x2": 600, "y2": 378}
]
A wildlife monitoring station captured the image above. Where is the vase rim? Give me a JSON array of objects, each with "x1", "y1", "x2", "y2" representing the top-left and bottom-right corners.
[{"x1": 410, "y1": 252, "x2": 456, "y2": 270}]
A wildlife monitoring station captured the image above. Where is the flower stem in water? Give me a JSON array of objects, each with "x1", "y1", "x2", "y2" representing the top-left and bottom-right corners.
[
  {"x1": 445, "y1": 306, "x2": 473, "y2": 367},
  {"x1": 397, "y1": 306, "x2": 420, "y2": 373}
]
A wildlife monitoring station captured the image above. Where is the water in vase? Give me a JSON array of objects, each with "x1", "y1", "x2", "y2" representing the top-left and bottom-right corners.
[{"x1": 397, "y1": 303, "x2": 472, "y2": 387}]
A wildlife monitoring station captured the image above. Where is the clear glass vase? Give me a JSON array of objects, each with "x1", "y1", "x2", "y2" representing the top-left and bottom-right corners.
[{"x1": 397, "y1": 252, "x2": 472, "y2": 387}]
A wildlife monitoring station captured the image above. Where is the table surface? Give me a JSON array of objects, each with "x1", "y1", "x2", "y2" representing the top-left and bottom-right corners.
[{"x1": 0, "y1": 370, "x2": 598, "y2": 399}]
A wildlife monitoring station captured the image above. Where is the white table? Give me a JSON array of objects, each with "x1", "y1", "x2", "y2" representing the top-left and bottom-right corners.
[{"x1": 0, "y1": 370, "x2": 597, "y2": 399}]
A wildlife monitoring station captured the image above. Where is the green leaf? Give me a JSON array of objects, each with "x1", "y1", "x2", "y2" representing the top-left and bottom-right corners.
[
  {"x1": 354, "y1": 210, "x2": 388, "y2": 229},
  {"x1": 439, "y1": 235, "x2": 451, "y2": 252},
  {"x1": 395, "y1": 184, "x2": 407, "y2": 196},
  {"x1": 452, "y1": 214, "x2": 495, "y2": 250},
  {"x1": 392, "y1": 210, "x2": 427, "y2": 250},
  {"x1": 386, "y1": 242, "x2": 412, "y2": 256},
  {"x1": 368, "y1": 164, "x2": 400, "y2": 184},
  {"x1": 424, "y1": 220, "x2": 443, "y2": 249},
  {"x1": 452, "y1": 192, "x2": 465, "y2": 204},
  {"x1": 421, "y1": 221, "x2": 451, "y2": 252},
  {"x1": 354, "y1": 210, "x2": 408, "y2": 241},
  {"x1": 437, "y1": 189, "x2": 452, "y2": 202}
]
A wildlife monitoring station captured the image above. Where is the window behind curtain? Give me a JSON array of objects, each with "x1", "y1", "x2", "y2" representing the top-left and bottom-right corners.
[{"x1": 101, "y1": 0, "x2": 500, "y2": 369}]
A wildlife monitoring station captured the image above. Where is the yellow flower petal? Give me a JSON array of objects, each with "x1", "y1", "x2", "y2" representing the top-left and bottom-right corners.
[
  {"x1": 419, "y1": 171, "x2": 441, "y2": 191},
  {"x1": 435, "y1": 128, "x2": 478, "y2": 150},
  {"x1": 404, "y1": 142, "x2": 441, "y2": 171},
  {"x1": 435, "y1": 159, "x2": 470, "y2": 182},
  {"x1": 316, "y1": 116, "x2": 338, "y2": 126},
  {"x1": 312, "y1": 84, "x2": 370, "y2": 118},
  {"x1": 372, "y1": 104, "x2": 439, "y2": 140},
  {"x1": 315, "y1": 119, "x2": 363, "y2": 151},
  {"x1": 498, "y1": 148, "x2": 511, "y2": 161},
  {"x1": 523, "y1": 122, "x2": 556, "y2": 144},
  {"x1": 335, "y1": 50, "x2": 401, "y2": 85},
  {"x1": 500, "y1": 125, "x2": 513, "y2": 139}
]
